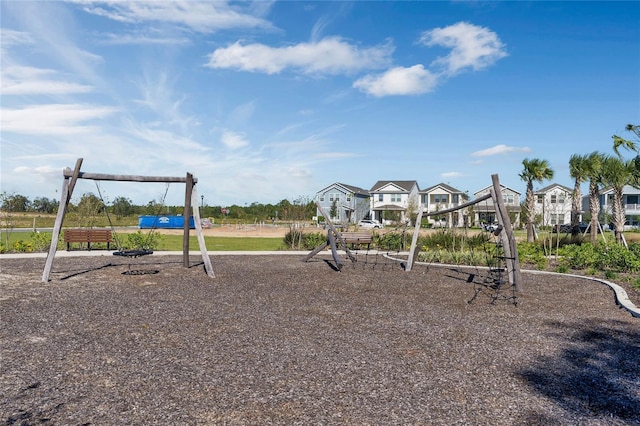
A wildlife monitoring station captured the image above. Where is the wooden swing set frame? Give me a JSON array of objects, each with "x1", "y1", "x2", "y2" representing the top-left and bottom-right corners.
[{"x1": 41, "y1": 158, "x2": 215, "y2": 282}]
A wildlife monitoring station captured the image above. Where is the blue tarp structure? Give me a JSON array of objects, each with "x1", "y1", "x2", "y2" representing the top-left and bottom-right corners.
[{"x1": 139, "y1": 215, "x2": 195, "y2": 229}]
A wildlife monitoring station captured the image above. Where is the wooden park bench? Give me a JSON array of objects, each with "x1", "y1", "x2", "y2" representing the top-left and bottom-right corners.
[
  {"x1": 64, "y1": 229, "x2": 113, "y2": 251},
  {"x1": 340, "y1": 232, "x2": 373, "y2": 249}
]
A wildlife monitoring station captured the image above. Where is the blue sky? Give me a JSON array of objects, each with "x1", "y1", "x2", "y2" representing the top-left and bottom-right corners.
[{"x1": 1, "y1": 1, "x2": 639, "y2": 207}]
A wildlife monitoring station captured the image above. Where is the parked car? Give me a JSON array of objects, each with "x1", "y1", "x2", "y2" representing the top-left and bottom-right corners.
[{"x1": 357, "y1": 219, "x2": 383, "y2": 229}]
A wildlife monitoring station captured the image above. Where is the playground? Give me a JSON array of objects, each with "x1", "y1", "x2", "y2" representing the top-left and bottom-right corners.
[{"x1": 2, "y1": 254, "x2": 638, "y2": 425}]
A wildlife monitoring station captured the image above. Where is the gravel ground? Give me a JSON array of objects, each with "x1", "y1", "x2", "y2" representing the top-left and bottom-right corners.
[{"x1": 1, "y1": 254, "x2": 639, "y2": 425}]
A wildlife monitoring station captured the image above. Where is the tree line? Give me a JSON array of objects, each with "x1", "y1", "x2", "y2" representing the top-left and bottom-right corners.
[
  {"x1": 520, "y1": 123, "x2": 640, "y2": 245},
  {"x1": 0, "y1": 191, "x2": 317, "y2": 223}
]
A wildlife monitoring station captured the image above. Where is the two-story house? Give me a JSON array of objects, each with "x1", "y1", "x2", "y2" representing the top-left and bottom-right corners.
[
  {"x1": 315, "y1": 182, "x2": 370, "y2": 224},
  {"x1": 473, "y1": 184, "x2": 521, "y2": 227},
  {"x1": 420, "y1": 183, "x2": 470, "y2": 227},
  {"x1": 599, "y1": 185, "x2": 640, "y2": 229},
  {"x1": 369, "y1": 180, "x2": 420, "y2": 225},
  {"x1": 534, "y1": 183, "x2": 575, "y2": 227}
]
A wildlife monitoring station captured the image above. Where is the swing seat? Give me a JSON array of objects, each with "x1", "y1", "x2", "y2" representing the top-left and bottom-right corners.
[{"x1": 113, "y1": 249, "x2": 154, "y2": 258}]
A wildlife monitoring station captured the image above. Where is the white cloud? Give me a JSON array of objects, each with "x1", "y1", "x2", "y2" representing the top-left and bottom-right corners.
[
  {"x1": 221, "y1": 130, "x2": 250, "y2": 149},
  {"x1": 441, "y1": 171, "x2": 463, "y2": 178},
  {"x1": 206, "y1": 37, "x2": 393, "y2": 75},
  {"x1": 471, "y1": 144, "x2": 531, "y2": 157},
  {"x1": 1, "y1": 65, "x2": 93, "y2": 95},
  {"x1": 73, "y1": 1, "x2": 274, "y2": 33},
  {"x1": 352, "y1": 64, "x2": 438, "y2": 97},
  {"x1": 1, "y1": 104, "x2": 118, "y2": 135},
  {"x1": 419, "y1": 22, "x2": 507, "y2": 75}
]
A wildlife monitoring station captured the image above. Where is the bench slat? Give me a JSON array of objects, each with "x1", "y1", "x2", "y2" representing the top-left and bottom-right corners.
[{"x1": 64, "y1": 229, "x2": 113, "y2": 250}]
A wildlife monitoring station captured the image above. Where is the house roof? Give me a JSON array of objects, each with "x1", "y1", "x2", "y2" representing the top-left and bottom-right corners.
[
  {"x1": 421, "y1": 182, "x2": 467, "y2": 195},
  {"x1": 599, "y1": 185, "x2": 640, "y2": 195},
  {"x1": 474, "y1": 183, "x2": 521, "y2": 196},
  {"x1": 316, "y1": 182, "x2": 370, "y2": 197},
  {"x1": 370, "y1": 180, "x2": 419, "y2": 192},
  {"x1": 372, "y1": 204, "x2": 406, "y2": 211},
  {"x1": 534, "y1": 183, "x2": 573, "y2": 195}
]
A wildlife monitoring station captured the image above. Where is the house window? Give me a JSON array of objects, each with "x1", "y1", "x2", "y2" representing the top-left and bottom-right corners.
[
  {"x1": 550, "y1": 214, "x2": 560, "y2": 225},
  {"x1": 319, "y1": 194, "x2": 325, "y2": 202},
  {"x1": 346, "y1": 194, "x2": 351, "y2": 202},
  {"x1": 503, "y1": 194, "x2": 515, "y2": 204},
  {"x1": 536, "y1": 195, "x2": 544, "y2": 203},
  {"x1": 453, "y1": 194, "x2": 459, "y2": 203},
  {"x1": 391, "y1": 194, "x2": 401, "y2": 202},
  {"x1": 378, "y1": 194, "x2": 383, "y2": 202},
  {"x1": 550, "y1": 194, "x2": 557, "y2": 204},
  {"x1": 558, "y1": 193, "x2": 566, "y2": 204},
  {"x1": 334, "y1": 193, "x2": 340, "y2": 202}
]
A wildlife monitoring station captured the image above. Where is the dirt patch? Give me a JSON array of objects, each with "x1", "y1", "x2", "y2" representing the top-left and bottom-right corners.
[{"x1": 1, "y1": 254, "x2": 638, "y2": 425}]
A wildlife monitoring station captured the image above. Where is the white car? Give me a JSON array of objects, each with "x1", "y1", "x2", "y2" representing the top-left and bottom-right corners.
[{"x1": 358, "y1": 219, "x2": 383, "y2": 229}]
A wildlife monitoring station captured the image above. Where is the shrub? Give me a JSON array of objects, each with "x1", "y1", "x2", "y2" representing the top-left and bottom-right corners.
[
  {"x1": 123, "y1": 231, "x2": 162, "y2": 250},
  {"x1": 518, "y1": 242, "x2": 548, "y2": 270},
  {"x1": 30, "y1": 231, "x2": 51, "y2": 252},
  {"x1": 559, "y1": 243, "x2": 600, "y2": 270},
  {"x1": 377, "y1": 232, "x2": 405, "y2": 251},
  {"x1": 12, "y1": 240, "x2": 31, "y2": 253},
  {"x1": 303, "y1": 232, "x2": 326, "y2": 250}
]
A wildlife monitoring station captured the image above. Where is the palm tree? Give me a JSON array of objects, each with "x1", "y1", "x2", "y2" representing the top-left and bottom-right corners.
[
  {"x1": 519, "y1": 158, "x2": 554, "y2": 242},
  {"x1": 600, "y1": 155, "x2": 635, "y2": 244},
  {"x1": 612, "y1": 124, "x2": 639, "y2": 158},
  {"x1": 584, "y1": 151, "x2": 604, "y2": 243},
  {"x1": 568, "y1": 154, "x2": 589, "y2": 236}
]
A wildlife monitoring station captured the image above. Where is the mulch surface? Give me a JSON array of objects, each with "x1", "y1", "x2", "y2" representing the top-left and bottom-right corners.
[{"x1": 1, "y1": 254, "x2": 639, "y2": 425}]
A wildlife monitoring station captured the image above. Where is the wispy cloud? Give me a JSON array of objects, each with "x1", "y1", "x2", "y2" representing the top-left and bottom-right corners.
[
  {"x1": 471, "y1": 144, "x2": 531, "y2": 157},
  {"x1": 1, "y1": 104, "x2": 118, "y2": 135},
  {"x1": 419, "y1": 22, "x2": 507, "y2": 76},
  {"x1": 221, "y1": 130, "x2": 250, "y2": 149},
  {"x1": 73, "y1": 1, "x2": 275, "y2": 33},
  {"x1": 442, "y1": 171, "x2": 464, "y2": 179},
  {"x1": 206, "y1": 37, "x2": 394, "y2": 75},
  {"x1": 352, "y1": 65, "x2": 438, "y2": 97},
  {"x1": 1, "y1": 65, "x2": 93, "y2": 95}
]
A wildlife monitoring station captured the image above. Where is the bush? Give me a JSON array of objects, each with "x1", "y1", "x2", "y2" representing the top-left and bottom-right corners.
[
  {"x1": 122, "y1": 231, "x2": 162, "y2": 250},
  {"x1": 30, "y1": 231, "x2": 51, "y2": 252},
  {"x1": 303, "y1": 232, "x2": 326, "y2": 250},
  {"x1": 377, "y1": 232, "x2": 405, "y2": 251},
  {"x1": 419, "y1": 229, "x2": 489, "y2": 252},
  {"x1": 518, "y1": 242, "x2": 548, "y2": 270}
]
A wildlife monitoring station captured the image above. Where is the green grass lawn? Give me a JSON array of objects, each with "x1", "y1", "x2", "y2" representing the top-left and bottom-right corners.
[{"x1": 1, "y1": 231, "x2": 286, "y2": 253}]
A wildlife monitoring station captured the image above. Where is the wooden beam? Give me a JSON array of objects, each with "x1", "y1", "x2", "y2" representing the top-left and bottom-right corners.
[
  {"x1": 42, "y1": 159, "x2": 83, "y2": 282},
  {"x1": 422, "y1": 193, "x2": 491, "y2": 217},
  {"x1": 62, "y1": 170, "x2": 197, "y2": 183},
  {"x1": 491, "y1": 174, "x2": 522, "y2": 292},
  {"x1": 183, "y1": 173, "x2": 193, "y2": 268},
  {"x1": 405, "y1": 204, "x2": 424, "y2": 272},
  {"x1": 190, "y1": 184, "x2": 215, "y2": 278}
]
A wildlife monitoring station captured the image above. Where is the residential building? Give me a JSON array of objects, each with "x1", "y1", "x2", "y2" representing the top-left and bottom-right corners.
[
  {"x1": 534, "y1": 183, "x2": 575, "y2": 226},
  {"x1": 473, "y1": 184, "x2": 522, "y2": 227},
  {"x1": 598, "y1": 185, "x2": 640, "y2": 228},
  {"x1": 420, "y1": 183, "x2": 470, "y2": 227},
  {"x1": 369, "y1": 180, "x2": 420, "y2": 225},
  {"x1": 315, "y1": 183, "x2": 370, "y2": 224}
]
